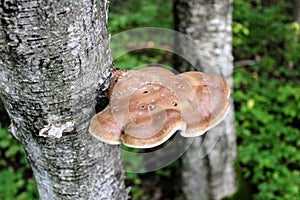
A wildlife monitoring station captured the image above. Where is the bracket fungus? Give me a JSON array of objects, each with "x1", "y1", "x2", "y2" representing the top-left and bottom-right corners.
[{"x1": 89, "y1": 67, "x2": 231, "y2": 148}]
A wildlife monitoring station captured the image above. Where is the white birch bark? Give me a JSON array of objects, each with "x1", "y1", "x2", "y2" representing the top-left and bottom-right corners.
[
  {"x1": 0, "y1": 0, "x2": 128, "y2": 199},
  {"x1": 174, "y1": 0, "x2": 237, "y2": 199}
]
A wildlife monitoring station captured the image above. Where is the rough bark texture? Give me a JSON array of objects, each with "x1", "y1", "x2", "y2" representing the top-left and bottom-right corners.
[
  {"x1": 174, "y1": 0, "x2": 237, "y2": 199},
  {"x1": 0, "y1": 0, "x2": 128, "y2": 199}
]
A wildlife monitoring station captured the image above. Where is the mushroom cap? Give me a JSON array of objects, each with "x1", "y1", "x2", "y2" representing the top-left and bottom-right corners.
[
  {"x1": 122, "y1": 83, "x2": 186, "y2": 148},
  {"x1": 178, "y1": 71, "x2": 231, "y2": 137},
  {"x1": 89, "y1": 107, "x2": 122, "y2": 144},
  {"x1": 89, "y1": 67, "x2": 231, "y2": 148}
]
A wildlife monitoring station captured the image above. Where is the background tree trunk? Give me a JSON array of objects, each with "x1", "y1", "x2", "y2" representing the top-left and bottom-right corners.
[
  {"x1": 174, "y1": 0, "x2": 237, "y2": 199},
  {"x1": 0, "y1": 0, "x2": 128, "y2": 199},
  {"x1": 293, "y1": 0, "x2": 300, "y2": 23}
]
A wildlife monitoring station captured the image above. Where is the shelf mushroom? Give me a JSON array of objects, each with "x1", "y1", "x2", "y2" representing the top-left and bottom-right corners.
[{"x1": 89, "y1": 67, "x2": 231, "y2": 148}]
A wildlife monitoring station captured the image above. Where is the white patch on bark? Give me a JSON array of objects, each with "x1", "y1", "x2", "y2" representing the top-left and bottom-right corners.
[{"x1": 39, "y1": 121, "x2": 74, "y2": 138}]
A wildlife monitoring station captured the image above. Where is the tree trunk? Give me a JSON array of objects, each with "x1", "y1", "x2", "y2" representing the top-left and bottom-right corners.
[
  {"x1": 174, "y1": 0, "x2": 237, "y2": 199},
  {"x1": 0, "y1": 0, "x2": 128, "y2": 199},
  {"x1": 293, "y1": 0, "x2": 300, "y2": 23}
]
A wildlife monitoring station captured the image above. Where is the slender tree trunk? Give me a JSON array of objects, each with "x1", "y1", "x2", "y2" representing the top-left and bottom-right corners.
[
  {"x1": 174, "y1": 0, "x2": 237, "y2": 199},
  {"x1": 0, "y1": 0, "x2": 128, "y2": 199},
  {"x1": 293, "y1": 0, "x2": 300, "y2": 23}
]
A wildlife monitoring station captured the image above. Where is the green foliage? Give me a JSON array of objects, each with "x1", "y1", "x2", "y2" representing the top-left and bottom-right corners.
[
  {"x1": 121, "y1": 144, "x2": 145, "y2": 199},
  {"x1": 233, "y1": 66, "x2": 300, "y2": 199},
  {"x1": 122, "y1": 145, "x2": 179, "y2": 199},
  {"x1": 0, "y1": 125, "x2": 38, "y2": 200},
  {"x1": 0, "y1": 168, "x2": 37, "y2": 200},
  {"x1": 113, "y1": 50, "x2": 170, "y2": 70},
  {"x1": 108, "y1": 0, "x2": 173, "y2": 69},
  {"x1": 108, "y1": 0, "x2": 173, "y2": 34},
  {"x1": 232, "y1": 0, "x2": 300, "y2": 199}
]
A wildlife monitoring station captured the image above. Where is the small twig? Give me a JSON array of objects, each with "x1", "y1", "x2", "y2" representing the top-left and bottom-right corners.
[{"x1": 234, "y1": 60, "x2": 256, "y2": 67}]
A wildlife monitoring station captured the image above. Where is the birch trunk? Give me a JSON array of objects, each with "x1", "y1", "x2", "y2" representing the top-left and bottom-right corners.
[
  {"x1": 0, "y1": 0, "x2": 128, "y2": 199},
  {"x1": 293, "y1": 0, "x2": 300, "y2": 23},
  {"x1": 174, "y1": 0, "x2": 237, "y2": 199}
]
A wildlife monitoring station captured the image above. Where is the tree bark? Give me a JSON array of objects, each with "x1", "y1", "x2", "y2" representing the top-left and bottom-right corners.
[
  {"x1": 293, "y1": 0, "x2": 300, "y2": 23},
  {"x1": 0, "y1": 0, "x2": 128, "y2": 199},
  {"x1": 174, "y1": 0, "x2": 237, "y2": 199}
]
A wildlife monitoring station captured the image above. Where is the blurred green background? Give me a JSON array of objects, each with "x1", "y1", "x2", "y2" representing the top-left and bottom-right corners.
[{"x1": 1, "y1": 0, "x2": 300, "y2": 199}]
